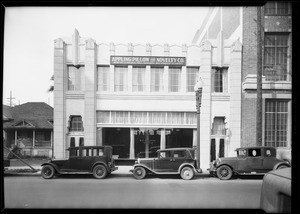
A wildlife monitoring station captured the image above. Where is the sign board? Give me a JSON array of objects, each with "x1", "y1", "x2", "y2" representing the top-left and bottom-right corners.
[{"x1": 111, "y1": 56, "x2": 186, "y2": 66}]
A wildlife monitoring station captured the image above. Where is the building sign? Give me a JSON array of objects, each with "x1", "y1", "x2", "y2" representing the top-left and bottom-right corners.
[{"x1": 111, "y1": 56, "x2": 186, "y2": 66}]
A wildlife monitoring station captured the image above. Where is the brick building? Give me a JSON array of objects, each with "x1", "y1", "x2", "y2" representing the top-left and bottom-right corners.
[{"x1": 242, "y1": 2, "x2": 292, "y2": 148}]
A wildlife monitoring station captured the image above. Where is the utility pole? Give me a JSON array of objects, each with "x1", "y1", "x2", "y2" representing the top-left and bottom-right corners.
[
  {"x1": 7, "y1": 91, "x2": 16, "y2": 107},
  {"x1": 257, "y1": 6, "x2": 264, "y2": 146}
]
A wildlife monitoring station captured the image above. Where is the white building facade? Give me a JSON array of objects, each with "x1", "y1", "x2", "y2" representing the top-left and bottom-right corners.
[{"x1": 53, "y1": 27, "x2": 242, "y2": 169}]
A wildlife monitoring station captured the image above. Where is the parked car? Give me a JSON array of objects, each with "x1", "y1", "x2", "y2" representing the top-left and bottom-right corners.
[
  {"x1": 208, "y1": 146, "x2": 290, "y2": 180},
  {"x1": 260, "y1": 167, "x2": 291, "y2": 213},
  {"x1": 130, "y1": 147, "x2": 202, "y2": 180},
  {"x1": 41, "y1": 146, "x2": 118, "y2": 179},
  {"x1": 137, "y1": 146, "x2": 161, "y2": 158}
]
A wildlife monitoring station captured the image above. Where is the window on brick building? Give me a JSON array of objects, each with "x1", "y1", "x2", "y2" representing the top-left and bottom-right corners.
[
  {"x1": 187, "y1": 67, "x2": 199, "y2": 92},
  {"x1": 114, "y1": 66, "x2": 128, "y2": 92},
  {"x1": 97, "y1": 66, "x2": 110, "y2": 91},
  {"x1": 151, "y1": 67, "x2": 164, "y2": 92},
  {"x1": 132, "y1": 66, "x2": 146, "y2": 92},
  {"x1": 264, "y1": 34, "x2": 289, "y2": 81},
  {"x1": 265, "y1": 100, "x2": 288, "y2": 147},
  {"x1": 69, "y1": 116, "x2": 84, "y2": 132},
  {"x1": 169, "y1": 67, "x2": 181, "y2": 92},
  {"x1": 68, "y1": 66, "x2": 84, "y2": 91},
  {"x1": 212, "y1": 67, "x2": 228, "y2": 93},
  {"x1": 265, "y1": 2, "x2": 291, "y2": 15}
]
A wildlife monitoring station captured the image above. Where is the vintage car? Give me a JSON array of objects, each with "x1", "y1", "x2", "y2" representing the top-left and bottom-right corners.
[
  {"x1": 41, "y1": 146, "x2": 118, "y2": 179},
  {"x1": 209, "y1": 146, "x2": 290, "y2": 180},
  {"x1": 260, "y1": 167, "x2": 291, "y2": 213},
  {"x1": 130, "y1": 147, "x2": 202, "y2": 180}
]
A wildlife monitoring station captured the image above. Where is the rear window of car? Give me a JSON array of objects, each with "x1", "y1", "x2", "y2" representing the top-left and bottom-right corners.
[
  {"x1": 248, "y1": 148, "x2": 261, "y2": 157},
  {"x1": 173, "y1": 150, "x2": 186, "y2": 158},
  {"x1": 92, "y1": 148, "x2": 104, "y2": 156}
]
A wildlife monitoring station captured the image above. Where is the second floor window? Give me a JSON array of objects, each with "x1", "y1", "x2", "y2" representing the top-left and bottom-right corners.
[
  {"x1": 169, "y1": 67, "x2": 181, "y2": 92},
  {"x1": 264, "y1": 34, "x2": 289, "y2": 81},
  {"x1": 187, "y1": 67, "x2": 199, "y2": 92},
  {"x1": 132, "y1": 66, "x2": 146, "y2": 92},
  {"x1": 68, "y1": 66, "x2": 84, "y2": 91},
  {"x1": 97, "y1": 66, "x2": 110, "y2": 91},
  {"x1": 212, "y1": 67, "x2": 228, "y2": 93},
  {"x1": 69, "y1": 116, "x2": 84, "y2": 132},
  {"x1": 151, "y1": 67, "x2": 164, "y2": 92},
  {"x1": 114, "y1": 66, "x2": 128, "y2": 92}
]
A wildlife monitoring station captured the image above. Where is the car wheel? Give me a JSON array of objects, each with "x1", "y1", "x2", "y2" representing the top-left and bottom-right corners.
[
  {"x1": 41, "y1": 165, "x2": 55, "y2": 179},
  {"x1": 180, "y1": 167, "x2": 194, "y2": 180},
  {"x1": 93, "y1": 165, "x2": 107, "y2": 179},
  {"x1": 133, "y1": 167, "x2": 146, "y2": 180},
  {"x1": 216, "y1": 165, "x2": 233, "y2": 180}
]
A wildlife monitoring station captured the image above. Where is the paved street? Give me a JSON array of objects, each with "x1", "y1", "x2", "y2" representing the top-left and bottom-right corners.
[{"x1": 4, "y1": 167, "x2": 263, "y2": 209}]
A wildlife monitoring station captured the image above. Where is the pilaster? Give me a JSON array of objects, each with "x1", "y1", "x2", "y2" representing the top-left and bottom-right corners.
[{"x1": 84, "y1": 38, "x2": 97, "y2": 146}]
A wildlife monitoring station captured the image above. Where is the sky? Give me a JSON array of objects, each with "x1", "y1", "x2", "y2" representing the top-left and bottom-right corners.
[{"x1": 3, "y1": 7, "x2": 208, "y2": 107}]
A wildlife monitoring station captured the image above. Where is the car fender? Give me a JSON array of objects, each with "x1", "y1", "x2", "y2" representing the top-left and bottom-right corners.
[
  {"x1": 91, "y1": 161, "x2": 109, "y2": 172},
  {"x1": 178, "y1": 163, "x2": 197, "y2": 173},
  {"x1": 132, "y1": 163, "x2": 156, "y2": 174},
  {"x1": 273, "y1": 162, "x2": 290, "y2": 170},
  {"x1": 41, "y1": 163, "x2": 60, "y2": 173}
]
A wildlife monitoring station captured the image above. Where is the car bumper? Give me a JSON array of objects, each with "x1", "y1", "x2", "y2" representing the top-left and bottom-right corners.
[{"x1": 111, "y1": 166, "x2": 118, "y2": 172}]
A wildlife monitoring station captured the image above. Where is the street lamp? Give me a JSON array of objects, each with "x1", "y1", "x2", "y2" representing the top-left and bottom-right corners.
[{"x1": 194, "y1": 78, "x2": 203, "y2": 170}]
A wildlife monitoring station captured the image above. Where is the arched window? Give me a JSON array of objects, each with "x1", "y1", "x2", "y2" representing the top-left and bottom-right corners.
[{"x1": 69, "y1": 116, "x2": 83, "y2": 132}]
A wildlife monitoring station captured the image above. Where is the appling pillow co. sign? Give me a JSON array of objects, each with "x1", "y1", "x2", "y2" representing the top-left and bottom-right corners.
[{"x1": 110, "y1": 56, "x2": 186, "y2": 66}]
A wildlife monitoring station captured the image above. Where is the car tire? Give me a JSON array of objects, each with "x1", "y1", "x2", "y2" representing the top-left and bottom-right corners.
[
  {"x1": 41, "y1": 165, "x2": 55, "y2": 179},
  {"x1": 180, "y1": 166, "x2": 194, "y2": 180},
  {"x1": 93, "y1": 165, "x2": 107, "y2": 179},
  {"x1": 133, "y1": 167, "x2": 146, "y2": 180},
  {"x1": 216, "y1": 165, "x2": 233, "y2": 180}
]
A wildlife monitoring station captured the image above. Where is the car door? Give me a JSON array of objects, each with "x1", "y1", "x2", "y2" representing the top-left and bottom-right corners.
[
  {"x1": 262, "y1": 148, "x2": 277, "y2": 172},
  {"x1": 69, "y1": 148, "x2": 83, "y2": 171},
  {"x1": 171, "y1": 150, "x2": 188, "y2": 172},
  {"x1": 247, "y1": 148, "x2": 264, "y2": 173},
  {"x1": 154, "y1": 151, "x2": 173, "y2": 172}
]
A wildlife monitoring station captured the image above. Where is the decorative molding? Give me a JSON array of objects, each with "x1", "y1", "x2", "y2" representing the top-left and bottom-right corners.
[
  {"x1": 182, "y1": 44, "x2": 188, "y2": 53},
  {"x1": 200, "y1": 40, "x2": 212, "y2": 51},
  {"x1": 164, "y1": 44, "x2": 170, "y2": 53},
  {"x1": 85, "y1": 38, "x2": 96, "y2": 49},
  {"x1": 128, "y1": 43, "x2": 133, "y2": 52},
  {"x1": 72, "y1": 29, "x2": 80, "y2": 66},
  {"x1": 96, "y1": 93, "x2": 195, "y2": 100},
  {"x1": 146, "y1": 43, "x2": 151, "y2": 52},
  {"x1": 231, "y1": 39, "x2": 242, "y2": 52},
  {"x1": 109, "y1": 43, "x2": 115, "y2": 51},
  {"x1": 54, "y1": 38, "x2": 65, "y2": 49}
]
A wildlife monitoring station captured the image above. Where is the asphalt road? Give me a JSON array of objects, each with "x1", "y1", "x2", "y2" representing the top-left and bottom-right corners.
[{"x1": 4, "y1": 169, "x2": 263, "y2": 209}]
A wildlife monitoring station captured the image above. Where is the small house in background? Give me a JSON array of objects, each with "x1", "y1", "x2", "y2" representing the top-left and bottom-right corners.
[{"x1": 3, "y1": 102, "x2": 53, "y2": 158}]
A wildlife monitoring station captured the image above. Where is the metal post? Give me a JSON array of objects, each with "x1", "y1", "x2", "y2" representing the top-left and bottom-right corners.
[{"x1": 194, "y1": 78, "x2": 203, "y2": 170}]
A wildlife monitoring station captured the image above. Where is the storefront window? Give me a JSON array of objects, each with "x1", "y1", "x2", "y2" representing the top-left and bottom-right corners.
[
  {"x1": 187, "y1": 67, "x2": 199, "y2": 92},
  {"x1": 114, "y1": 66, "x2": 128, "y2": 92},
  {"x1": 97, "y1": 66, "x2": 110, "y2": 91},
  {"x1": 169, "y1": 67, "x2": 181, "y2": 92},
  {"x1": 68, "y1": 66, "x2": 84, "y2": 91},
  {"x1": 151, "y1": 67, "x2": 164, "y2": 92},
  {"x1": 132, "y1": 66, "x2": 146, "y2": 92}
]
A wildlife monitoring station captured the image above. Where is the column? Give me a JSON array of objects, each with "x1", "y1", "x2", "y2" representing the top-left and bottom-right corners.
[
  {"x1": 128, "y1": 65, "x2": 133, "y2": 92},
  {"x1": 215, "y1": 138, "x2": 220, "y2": 158},
  {"x1": 163, "y1": 66, "x2": 169, "y2": 93},
  {"x1": 53, "y1": 38, "x2": 67, "y2": 159},
  {"x1": 14, "y1": 130, "x2": 17, "y2": 146},
  {"x1": 146, "y1": 65, "x2": 151, "y2": 92},
  {"x1": 229, "y1": 39, "x2": 242, "y2": 156},
  {"x1": 160, "y1": 129, "x2": 166, "y2": 150},
  {"x1": 192, "y1": 129, "x2": 197, "y2": 147},
  {"x1": 96, "y1": 127, "x2": 103, "y2": 146},
  {"x1": 181, "y1": 66, "x2": 187, "y2": 93},
  {"x1": 33, "y1": 130, "x2": 35, "y2": 148},
  {"x1": 145, "y1": 131, "x2": 150, "y2": 158},
  {"x1": 199, "y1": 40, "x2": 213, "y2": 168},
  {"x1": 84, "y1": 38, "x2": 97, "y2": 146},
  {"x1": 50, "y1": 130, "x2": 53, "y2": 158},
  {"x1": 130, "y1": 128, "x2": 135, "y2": 159}
]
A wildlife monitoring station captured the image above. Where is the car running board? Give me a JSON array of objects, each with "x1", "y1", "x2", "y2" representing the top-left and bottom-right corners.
[{"x1": 237, "y1": 172, "x2": 265, "y2": 175}]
